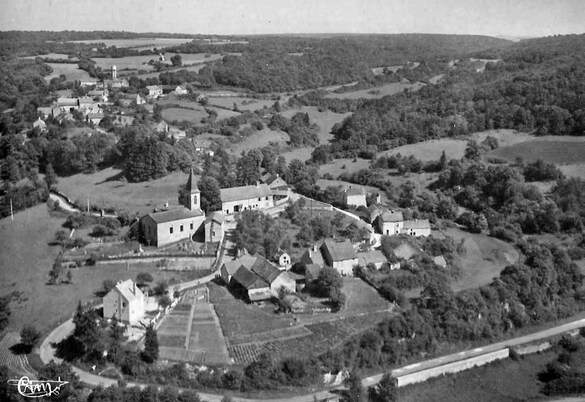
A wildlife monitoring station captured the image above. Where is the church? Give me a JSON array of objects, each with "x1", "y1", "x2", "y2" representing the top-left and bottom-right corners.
[{"x1": 139, "y1": 168, "x2": 210, "y2": 247}]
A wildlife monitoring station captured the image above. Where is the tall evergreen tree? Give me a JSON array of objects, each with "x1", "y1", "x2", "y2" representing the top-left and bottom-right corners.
[{"x1": 143, "y1": 323, "x2": 159, "y2": 363}]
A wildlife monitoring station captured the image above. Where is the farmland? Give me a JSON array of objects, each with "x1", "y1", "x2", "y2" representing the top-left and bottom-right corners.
[
  {"x1": 210, "y1": 279, "x2": 391, "y2": 365},
  {"x1": 207, "y1": 97, "x2": 275, "y2": 112},
  {"x1": 222, "y1": 127, "x2": 289, "y2": 155},
  {"x1": 0, "y1": 204, "x2": 193, "y2": 333},
  {"x1": 324, "y1": 81, "x2": 425, "y2": 100},
  {"x1": 44, "y1": 63, "x2": 91, "y2": 82},
  {"x1": 162, "y1": 107, "x2": 208, "y2": 124},
  {"x1": 68, "y1": 38, "x2": 193, "y2": 49},
  {"x1": 92, "y1": 53, "x2": 222, "y2": 74},
  {"x1": 56, "y1": 167, "x2": 190, "y2": 215},
  {"x1": 491, "y1": 139, "x2": 585, "y2": 165}
]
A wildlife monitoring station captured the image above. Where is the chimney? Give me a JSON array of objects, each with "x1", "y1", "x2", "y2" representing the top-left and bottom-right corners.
[
  {"x1": 276, "y1": 173, "x2": 279, "y2": 178},
  {"x1": 312, "y1": 244, "x2": 318, "y2": 252}
]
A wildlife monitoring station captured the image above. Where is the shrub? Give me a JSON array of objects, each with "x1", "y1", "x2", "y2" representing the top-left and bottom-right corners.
[{"x1": 20, "y1": 325, "x2": 41, "y2": 347}]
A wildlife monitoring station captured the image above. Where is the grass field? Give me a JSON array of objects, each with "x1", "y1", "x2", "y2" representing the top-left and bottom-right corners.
[
  {"x1": 0, "y1": 205, "x2": 192, "y2": 333},
  {"x1": 282, "y1": 106, "x2": 351, "y2": 144},
  {"x1": 319, "y1": 158, "x2": 372, "y2": 177},
  {"x1": 400, "y1": 352, "x2": 552, "y2": 402},
  {"x1": 324, "y1": 81, "x2": 425, "y2": 100},
  {"x1": 44, "y1": 63, "x2": 91, "y2": 82},
  {"x1": 224, "y1": 127, "x2": 289, "y2": 155},
  {"x1": 207, "y1": 97, "x2": 275, "y2": 112},
  {"x1": 57, "y1": 167, "x2": 191, "y2": 214},
  {"x1": 491, "y1": 139, "x2": 585, "y2": 165},
  {"x1": 443, "y1": 227, "x2": 519, "y2": 293},
  {"x1": 560, "y1": 164, "x2": 585, "y2": 179},
  {"x1": 162, "y1": 107, "x2": 208, "y2": 124},
  {"x1": 69, "y1": 38, "x2": 193, "y2": 48},
  {"x1": 205, "y1": 106, "x2": 241, "y2": 121}
]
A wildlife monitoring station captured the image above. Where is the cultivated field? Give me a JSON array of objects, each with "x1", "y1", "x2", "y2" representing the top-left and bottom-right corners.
[
  {"x1": 44, "y1": 63, "x2": 91, "y2": 82},
  {"x1": 158, "y1": 289, "x2": 231, "y2": 365},
  {"x1": 324, "y1": 81, "x2": 425, "y2": 100},
  {"x1": 57, "y1": 167, "x2": 191, "y2": 214},
  {"x1": 162, "y1": 107, "x2": 208, "y2": 124},
  {"x1": 0, "y1": 205, "x2": 193, "y2": 333}
]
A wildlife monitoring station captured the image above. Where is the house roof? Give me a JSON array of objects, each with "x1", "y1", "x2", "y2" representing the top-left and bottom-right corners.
[
  {"x1": 305, "y1": 263, "x2": 322, "y2": 279},
  {"x1": 433, "y1": 255, "x2": 447, "y2": 267},
  {"x1": 232, "y1": 266, "x2": 269, "y2": 290},
  {"x1": 403, "y1": 219, "x2": 431, "y2": 230},
  {"x1": 147, "y1": 85, "x2": 162, "y2": 91},
  {"x1": 111, "y1": 279, "x2": 143, "y2": 302},
  {"x1": 380, "y1": 210, "x2": 404, "y2": 223},
  {"x1": 301, "y1": 246, "x2": 325, "y2": 267},
  {"x1": 145, "y1": 207, "x2": 204, "y2": 224},
  {"x1": 322, "y1": 239, "x2": 357, "y2": 262},
  {"x1": 288, "y1": 271, "x2": 304, "y2": 281},
  {"x1": 393, "y1": 242, "x2": 420, "y2": 260},
  {"x1": 357, "y1": 250, "x2": 387, "y2": 266},
  {"x1": 205, "y1": 211, "x2": 224, "y2": 224},
  {"x1": 57, "y1": 98, "x2": 79, "y2": 107},
  {"x1": 346, "y1": 186, "x2": 365, "y2": 196},
  {"x1": 251, "y1": 255, "x2": 283, "y2": 284},
  {"x1": 222, "y1": 253, "x2": 257, "y2": 275},
  {"x1": 220, "y1": 183, "x2": 272, "y2": 203}
]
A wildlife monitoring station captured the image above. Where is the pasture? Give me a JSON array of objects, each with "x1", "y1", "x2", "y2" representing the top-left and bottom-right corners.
[
  {"x1": 205, "y1": 106, "x2": 241, "y2": 121},
  {"x1": 0, "y1": 205, "x2": 192, "y2": 333},
  {"x1": 319, "y1": 157, "x2": 372, "y2": 177},
  {"x1": 162, "y1": 107, "x2": 208, "y2": 124},
  {"x1": 325, "y1": 81, "x2": 425, "y2": 100},
  {"x1": 92, "y1": 53, "x2": 222, "y2": 73},
  {"x1": 491, "y1": 139, "x2": 585, "y2": 165},
  {"x1": 44, "y1": 63, "x2": 91, "y2": 82},
  {"x1": 224, "y1": 127, "x2": 289, "y2": 155},
  {"x1": 282, "y1": 106, "x2": 351, "y2": 144},
  {"x1": 207, "y1": 97, "x2": 275, "y2": 112},
  {"x1": 57, "y1": 167, "x2": 190, "y2": 214}
]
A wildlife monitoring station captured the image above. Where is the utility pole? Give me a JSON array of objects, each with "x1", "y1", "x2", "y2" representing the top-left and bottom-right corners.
[
  {"x1": 10, "y1": 198, "x2": 13, "y2": 221},
  {"x1": 87, "y1": 198, "x2": 90, "y2": 213}
]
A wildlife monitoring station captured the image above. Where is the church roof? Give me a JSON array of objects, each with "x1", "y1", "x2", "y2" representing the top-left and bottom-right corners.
[
  {"x1": 146, "y1": 207, "x2": 203, "y2": 224},
  {"x1": 186, "y1": 168, "x2": 199, "y2": 193}
]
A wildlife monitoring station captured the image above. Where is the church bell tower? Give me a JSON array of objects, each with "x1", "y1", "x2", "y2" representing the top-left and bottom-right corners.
[{"x1": 184, "y1": 167, "x2": 200, "y2": 211}]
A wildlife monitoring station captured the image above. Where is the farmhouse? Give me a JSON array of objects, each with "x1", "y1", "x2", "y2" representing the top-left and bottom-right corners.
[
  {"x1": 139, "y1": 168, "x2": 206, "y2": 247},
  {"x1": 275, "y1": 251, "x2": 291, "y2": 270},
  {"x1": 231, "y1": 266, "x2": 272, "y2": 302},
  {"x1": 344, "y1": 186, "x2": 367, "y2": 207},
  {"x1": 220, "y1": 253, "x2": 257, "y2": 284},
  {"x1": 261, "y1": 173, "x2": 290, "y2": 201},
  {"x1": 146, "y1": 85, "x2": 163, "y2": 98},
  {"x1": 301, "y1": 243, "x2": 326, "y2": 267},
  {"x1": 402, "y1": 219, "x2": 431, "y2": 237},
  {"x1": 357, "y1": 250, "x2": 387, "y2": 269},
  {"x1": 251, "y1": 255, "x2": 296, "y2": 294},
  {"x1": 321, "y1": 239, "x2": 359, "y2": 276},
  {"x1": 229, "y1": 254, "x2": 296, "y2": 301},
  {"x1": 304, "y1": 263, "x2": 322, "y2": 282},
  {"x1": 155, "y1": 120, "x2": 169, "y2": 133},
  {"x1": 174, "y1": 85, "x2": 188, "y2": 95},
  {"x1": 377, "y1": 210, "x2": 404, "y2": 235},
  {"x1": 103, "y1": 279, "x2": 145, "y2": 325},
  {"x1": 433, "y1": 255, "x2": 448, "y2": 268},
  {"x1": 220, "y1": 183, "x2": 274, "y2": 214}
]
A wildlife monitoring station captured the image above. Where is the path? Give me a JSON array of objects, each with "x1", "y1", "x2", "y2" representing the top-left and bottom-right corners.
[{"x1": 49, "y1": 192, "x2": 117, "y2": 218}]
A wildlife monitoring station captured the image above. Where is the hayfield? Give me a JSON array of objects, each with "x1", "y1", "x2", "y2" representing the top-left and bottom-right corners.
[
  {"x1": 57, "y1": 167, "x2": 191, "y2": 214},
  {"x1": 491, "y1": 139, "x2": 585, "y2": 165},
  {"x1": 0, "y1": 204, "x2": 192, "y2": 333},
  {"x1": 205, "y1": 106, "x2": 241, "y2": 121},
  {"x1": 324, "y1": 81, "x2": 425, "y2": 100},
  {"x1": 162, "y1": 107, "x2": 208, "y2": 124},
  {"x1": 44, "y1": 63, "x2": 91, "y2": 82}
]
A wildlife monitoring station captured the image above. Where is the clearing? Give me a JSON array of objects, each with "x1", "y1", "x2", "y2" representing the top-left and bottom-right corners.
[
  {"x1": 324, "y1": 81, "x2": 425, "y2": 100},
  {"x1": 56, "y1": 167, "x2": 190, "y2": 215},
  {"x1": 0, "y1": 204, "x2": 193, "y2": 333}
]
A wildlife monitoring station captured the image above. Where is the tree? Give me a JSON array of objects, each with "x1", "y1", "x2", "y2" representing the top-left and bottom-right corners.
[
  {"x1": 464, "y1": 140, "x2": 482, "y2": 161},
  {"x1": 103, "y1": 279, "x2": 116, "y2": 294},
  {"x1": 153, "y1": 280, "x2": 168, "y2": 296},
  {"x1": 346, "y1": 371, "x2": 365, "y2": 402},
  {"x1": 44, "y1": 163, "x2": 58, "y2": 190},
  {"x1": 54, "y1": 230, "x2": 69, "y2": 246},
  {"x1": 370, "y1": 373, "x2": 397, "y2": 402},
  {"x1": 158, "y1": 294, "x2": 172, "y2": 310},
  {"x1": 199, "y1": 176, "x2": 222, "y2": 213},
  {"x1": 20, "y1": 325, "x2": 41, "y2": 348},
  {"x1": 315, "y1": 266, "x2": 343, "y2": 297},
  {"x1": 170, "y1": 54, "x2": 182, "y2": 67},
  {"x1": 136, "y1": 272, "x2": 153, "y2": 287},
  {"x1": 0, "y1": 297, "x2": 10, "y2": 333},
  {"x1": 142, "y1": 324, "x2": 159, "y2": 363}
]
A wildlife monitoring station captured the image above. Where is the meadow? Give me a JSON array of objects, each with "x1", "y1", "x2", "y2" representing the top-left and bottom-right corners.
[
  {"x1": 92, "y1": 53, "x2": 222, "y2": 74},
  {"x1": 0, "y1": 205, "x2": 192, "y2": 333},
  {"x1": 162, "y1": 107, "x2": 208, "y2": 124},
  {"x1": 207, "y1": 97, "x2": 275, "y2": 112},
  {"x1": 223, "y1": 127, "x2": 289, "y2": 155},
  {"x1": 491, "y1": 139, "x2": 585, "y2": 165},
  {"x1": 44, "y1": 63, "x2": 91, "y2": 82},
  {"x1": 324, "y1": 81, "x2": 425, "y2": 100},
  {"x1": 56, "y1": 167, "x2": 190, "y2": 215}
]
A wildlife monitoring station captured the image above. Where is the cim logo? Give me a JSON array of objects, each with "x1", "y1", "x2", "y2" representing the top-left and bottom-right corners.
[{"x1": 7, "y1": 376, "x2": 69, "y2": 398}]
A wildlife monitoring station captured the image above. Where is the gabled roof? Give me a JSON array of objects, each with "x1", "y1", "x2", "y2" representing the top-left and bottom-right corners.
[
  {"x1": 346, "y1": 186, "x2": 365, "y2": 196},
  {"x1": 145, "y1": 207, "x2": 204, "y2": 224},
  {"x1": 220, "y1": 183, "x2": 272, "y2": 203},
  {"x1": 305, "y1": 263, "x2": 322, "y2": 280},
  {"x1": 57, "y1": 98, "x2": 79, "y2": 107},
  {"x1": 205, "y1": 211, "x2": 224, "y2": 224},
  {"x1": 301, "y1": 245, "x2": 325, "y2": 267},
  {"x1": 111, "y1": 279, "x2": 143, "y2": 302},
  {"x1": 380, "y1": 210, "x2": 404, "y2": 223},
  {"x1": 322, "y1": 239, "x2": 357, "y2": 262},
  {"x1": 357, "y1": 250, "x2": 387, "y2": 266},
  {"x1": 232, "y1": 266, "x2": 269, "y2": 290},
  {"x1": 393, "y1": 242, "x2": 420, "y2": 260},
  {"x1": 146, "y1": 85, "x2": 162, "y2": 91},
  {"x1": 250, "y1": 255, "x2": 283, "y2": 284},
  {"x1": 222, "y1": 253, "x2": 257, "y2": 276},
  {"x1": 403, "y1": 219, "x2": 431, "y2": 230}
]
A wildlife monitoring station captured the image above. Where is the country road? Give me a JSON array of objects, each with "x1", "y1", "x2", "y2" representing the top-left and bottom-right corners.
[{"x1": 39, "y1": 312, "x2": 585, "y2": 401}]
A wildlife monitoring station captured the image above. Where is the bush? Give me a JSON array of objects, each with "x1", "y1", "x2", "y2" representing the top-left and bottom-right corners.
[
  {"x1": 20, "y1": 325, "x2": 41, "y2": 347},
  {"x1": 103, "y1": 279, "x2": 116, "y2": 294}
]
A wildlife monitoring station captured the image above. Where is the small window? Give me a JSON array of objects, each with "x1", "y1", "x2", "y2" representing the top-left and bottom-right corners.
[
  {"x1": 190, "y1": 222, "x2": 194, "y2": 230},
  {"x1": 170, "y1": 226, "x2": 173, "y2": 234},
  {"x1": 258, "y1": 197, "x2": 261, "y2": 201},
  {"x1": 212, "y1": 231, "x2": 216, "y2": 236},
  {"x1": 180, "y1": 224, "x2": 184, "y2": 232},
  {"x1": 265, "y1": 196, "x2": 269, "y2": 200},
  {"x1": 122, "y1": 302, "x2": 126, "y2": 308}
]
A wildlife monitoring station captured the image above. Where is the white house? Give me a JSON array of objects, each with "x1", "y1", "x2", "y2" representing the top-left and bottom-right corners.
[
  {"x1": 344, "y1": 186, "x2": 367, "y2": 207},
  {"x1": 378, "y1": 210, "x2": 404, "y2": 236},
  {"x1": 174, "y1": 85, "x2": 188, "y2": 95},
  {"x1": 321, "y1": 239, "x2": 358, "y2": 276},
  {"x1": 402, "y1": 219, "x2": 431, "y2": 237},
  {"x1": 220, "y1": 183, "x2": 274, "y2": 214},
  {"x1": 103, "y1": 279, "x2": 145, "y2": 325}
]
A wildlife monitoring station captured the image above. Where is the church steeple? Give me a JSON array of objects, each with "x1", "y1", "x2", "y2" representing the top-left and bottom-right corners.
[{"x1": 184, "y1": 167, "x2": 200, "y2": 211}]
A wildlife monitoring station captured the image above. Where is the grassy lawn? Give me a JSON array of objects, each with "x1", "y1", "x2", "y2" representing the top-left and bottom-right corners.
[
  {"x1": 443, "y1": 227, "x2": 519, "y2": 293},
  {"x1": 341, "y1": 278, "x2": 391, "y2": 316},
  {"x1": 57, "y1": 167, "x2": 189, "y2": 215},
  {"x1": 399, "y1": 352, "x2": 553, "y2": 402},
  {"x1": 162, "y1": 107, "x2": 208, "y2": 124},
  {"x1": 324, "y1": 81, "x2": 425, "y2": 100},
  {"x1": 560, "y1": 164, "x2": 585, "y2": 179},
  {"x1": 0, "y1": 205, "x2": 194, "y2": 334}
]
